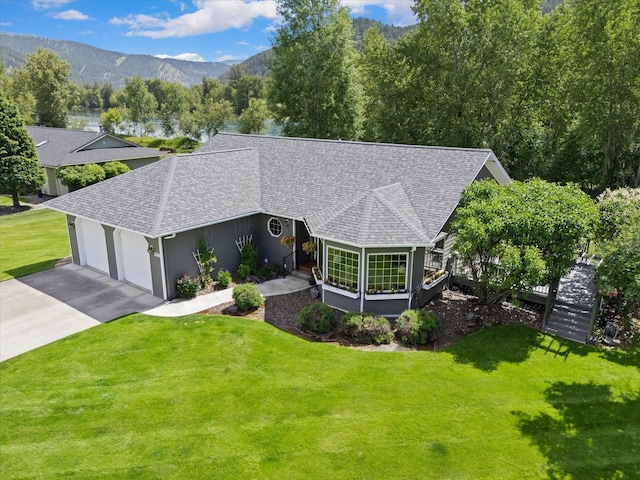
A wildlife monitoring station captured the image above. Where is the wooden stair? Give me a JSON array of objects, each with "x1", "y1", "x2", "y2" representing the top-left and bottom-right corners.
[{"x1": 544, "y1": 263, "x2": 598, "y2": 344}]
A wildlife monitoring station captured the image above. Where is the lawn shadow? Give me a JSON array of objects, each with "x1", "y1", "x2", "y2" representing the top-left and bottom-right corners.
[
  {"x1": 4, "y1": 259, "x2": 63, "y2": 280},
  {"x1": 600, "y1": 343, "x2": 640, "y2": 370},
  {"x1": 514, "y1": 381, "x2": 640, "y2": 480},
  {"x1": 445, "y1": 324, "x2": 542, "y2": 372}
]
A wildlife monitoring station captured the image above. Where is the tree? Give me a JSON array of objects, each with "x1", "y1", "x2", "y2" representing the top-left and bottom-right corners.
[
  {"x1": 56, "y1": 164, "x2": 106, "y2": 192},
  {"x1": 452, "y1": 179, "x2": 598, "y2": 304},
  {"x1": 268, "y1": 0, "x2": 362, "y2": 140},
  {"x1": 195, "y1": 98, "x2": 234, "y2": 138},
  {"x1": 122, "y1": 77, "x2": 158, "y2": 136},
  {"x1": 238, "y1": 98, "x2": 270, "y2": 134},
  {"x1": 393, "y1": 0, "x2": 542, "y2": 173},
  {"x1": 18, "y1": 48, "x2": 71, "y2": 128},
  {"x1": 99, "y1": 107, "x2": 124, "y2": 134},
  {"x1": 0, "y1": 94, "x2": 46, "y2": 207},
  {"x1": 595, "y1": 187, "x2": 640, "y2": 315}
]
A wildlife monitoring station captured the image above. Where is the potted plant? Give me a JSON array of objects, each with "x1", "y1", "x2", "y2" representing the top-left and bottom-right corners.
[
  {"x1": 280, "y1": 235, "x2": 296, "y2": 248},
  {"x1": 302, "y1": 240, "x2": 316, "y2": 255}
]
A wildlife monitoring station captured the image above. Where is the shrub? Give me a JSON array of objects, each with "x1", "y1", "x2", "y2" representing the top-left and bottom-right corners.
[
  {"x1": 217, "y1": 269, "x2": 232, "y2": 288},
  {"x1": 232, "y1": 283, "x2": 263, "y2": 311},
  {"x1": 343, "y1": 312, "x2": 394, "y2": 345},
  {"x1": 299, "y1": 302, "x2": 336, "y2": 334},
  {"x1": 237, "y1": 263, "x2": 252, "y2": 279},
  {"x1": 175, "y1": 274, "x2": 200, "y2": 298},
  {"x1": 258, "y1": 263, "x2": 279, "y2": 281},
  {"x1": 101, "y1": 161, "x2": 130, "y2": 179},
  {"x1": 396, "y1": 309, "x2": 439, "y2": 346},
  {"x1": 239, "y1": 244, "x2": 258, "y2": 274}
]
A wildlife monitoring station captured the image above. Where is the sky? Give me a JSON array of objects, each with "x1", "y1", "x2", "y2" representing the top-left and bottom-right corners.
[{"x1": 0, "y1": 0, "x2": 417, "y2": 63}]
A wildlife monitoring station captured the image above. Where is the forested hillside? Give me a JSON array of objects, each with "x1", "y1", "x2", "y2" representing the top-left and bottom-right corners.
[{"x1": 0, "y1": 33, "x2": 229, "y2": 88}]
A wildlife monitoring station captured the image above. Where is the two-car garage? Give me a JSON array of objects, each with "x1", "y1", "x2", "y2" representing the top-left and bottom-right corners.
[{"x1": 75, "y1": 218, "x2": 153, "y2": 293}]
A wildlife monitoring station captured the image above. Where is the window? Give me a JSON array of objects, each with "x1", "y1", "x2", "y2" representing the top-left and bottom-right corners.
[
  {"x1": 267, "y1": 217, "x2": 282, "y2": 237},
  {"x1": 367, "y1": 253, "x2": 408, "y2": 292},
  {"x1": 326, "y1": 247, "x2": 359, "y2": 289}
]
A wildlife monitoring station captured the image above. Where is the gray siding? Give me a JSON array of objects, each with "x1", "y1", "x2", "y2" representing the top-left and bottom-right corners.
[
  {"x1": 83, "y1": 136, "x2": 130, "y2": 150},
  {"x1": 44, "y1": 168, "x2": 58, "y2": 196},
  {"x1": 123, "y1": 157, "x2": 160, "y2": 170},
  {"x1": 475, "y1": 165, "x2": 493, "y2": 181},
  {"x1": 164, "y1": 220, "x2": 249, "y2": 298},
  {"x1": 323, "y1": 289, "x2": 361, "y2": 312},
  {"x1": 256, "y1": 214, "x2": 295, "y2": 268},
  {"x1": 363, "y1": 298, "x2": 409, "y2": 317}
]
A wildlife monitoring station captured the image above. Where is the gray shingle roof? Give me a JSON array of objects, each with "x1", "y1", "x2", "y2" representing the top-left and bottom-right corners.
[
  {"x1": 44, "y1": 133, "x2": 508, "y2": 245},
  {"x1": 44, "y1": 149, "x2": 262, "y2": 237},
  {"x1": 200, "y1": 133, "x2": 501, "y2": 246},
  {"x1": 27, "y1": 126, "x2": 161, "y2": 167}
]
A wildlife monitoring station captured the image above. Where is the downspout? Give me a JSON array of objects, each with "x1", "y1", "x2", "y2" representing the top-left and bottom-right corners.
[
  {"x1": 292, "y1": 219, "x2": 297, "y2": 270},
  {"x1": 360, "y1": 246, "x2": 365, "y2": 312}
]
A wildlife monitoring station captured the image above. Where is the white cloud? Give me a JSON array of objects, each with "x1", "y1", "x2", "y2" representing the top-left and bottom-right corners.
[
  {"x1": 216, "y1": 54, "x2": 246, "y2": 63},
  {"x1": 53, "y1": 9, "x2": 90, "y2": 21},
  {"x1": 344, "y1": 0, "x2": 416, "y2": 26},
  {"x1": 155, "y1": 52, "x2": 206, "y2": 62},
  {"x1": 110, "y1": 0, "x2": 278, "y2": 39},
  {"x1": 0, "y1": 22, "x2": 12, "y2": 26},
  {"x1": 32, "y1": 0, "x2": 73, "y2": 10},
  {"x1": 237, "y1": 41, "x2": 250, "y2": 46}
]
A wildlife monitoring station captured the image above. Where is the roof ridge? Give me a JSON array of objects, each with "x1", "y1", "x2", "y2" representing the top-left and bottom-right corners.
[
  {"x1": 214, "y1": 132, "x2": 493, "y2": 154},
  {"x1": 373, "y1": 183, "x2": 430, "y2": 242},
  {"x1": 309, "y1": 191, "x2": 369, "y2": 232},
  {"x1": 150, "y1": 157, "x2": 178, "y2": 235},
  {"x1": 177, "y1": 147, "x2": 255, "y2": 157},
  {"x1": 357, "y1": 195, "x2": 375, "y2": 244}
]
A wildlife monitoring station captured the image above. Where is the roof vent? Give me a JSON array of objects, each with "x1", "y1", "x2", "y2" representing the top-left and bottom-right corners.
[{"x1": 35, "y1": 141, "x2": 48, "y2": 147}]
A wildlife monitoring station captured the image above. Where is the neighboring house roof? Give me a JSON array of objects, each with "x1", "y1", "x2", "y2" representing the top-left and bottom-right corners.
[
  {"x1": 45, "y1": 149, "x2": 262, "y2": 237},
  {"x1": 44, "y1": 133, "x2": 510, "y2": 246},
  {"x1": 26, "y1": 126, "x2": 161, "y2": 167}
]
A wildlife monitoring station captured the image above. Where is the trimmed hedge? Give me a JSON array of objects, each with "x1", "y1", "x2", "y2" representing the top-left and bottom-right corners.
[
  {"x1": 343, "y1": 312, "x2": 394, "y2": 345},
  {"x1": 299, "y1": 302, "x2": 336, "y2": 334},
  {"x1": 232, "y1": 284, "x2": 263, "y2": 311},
  {"x1": 396, "y1": 309, "x2": 439, "y2": 346}
]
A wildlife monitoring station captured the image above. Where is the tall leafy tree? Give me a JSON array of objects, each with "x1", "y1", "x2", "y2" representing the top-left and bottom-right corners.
[
  {"x1": 18, "y1": 48, "x2": 71, "y2": 128},
  {"x1": 123, "y1": 76, "x2": 158, "y2": 136},
  {"x1": 269, "y1": 0, "x2": 362, "y2": 140},
  {"x1": 546, "y1": 0, "x2": 640, "y2": 193},
  {"x1": 196, "y1": 98, "x2": 234, "y2": 138},
  {"x1": 238, "y1": 98, "x2": 270, "y2": 134},
  {"x1": 393, "y1": 0, "x2": 543, "y2": 173},
  {"x1": 0, "y1": 94, "x2": 46, "y2": 208}
]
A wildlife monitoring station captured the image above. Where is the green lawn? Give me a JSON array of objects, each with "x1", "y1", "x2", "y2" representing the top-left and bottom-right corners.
[
  {"x1": 0, "y1": 207, "x2": 69, "y2": 281},
  {"x1": 0, "y1": 195, "x2": 32, "y2": 207},
  {"x1": 1, "y1": 318, "x2": 638, "y2": 479}
]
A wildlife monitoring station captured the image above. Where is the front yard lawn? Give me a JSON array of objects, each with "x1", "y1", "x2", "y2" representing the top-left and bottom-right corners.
[
  {"x1": 0, "y1": 207, "x2": 69, "y2": 281},
  {"x1": 1, "y1": 318, "x2": 638, "y2": 479}
]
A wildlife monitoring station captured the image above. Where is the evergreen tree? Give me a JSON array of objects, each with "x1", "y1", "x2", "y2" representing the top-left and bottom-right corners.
[{"x1": 0, "y1": 94, "x2": 46, "y2": 208}]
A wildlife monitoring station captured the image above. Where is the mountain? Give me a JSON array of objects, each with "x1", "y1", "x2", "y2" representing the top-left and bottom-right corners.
[
  {"x1": 225, "y1": 17, "x2": 416, "y2": 79},
  {"x1": 0, "y1": 33, "x2": 230, "y2": 88}
]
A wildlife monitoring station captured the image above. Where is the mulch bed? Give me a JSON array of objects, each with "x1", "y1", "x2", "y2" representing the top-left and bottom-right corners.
[
  {"x1": 198, "y1": 286, "x2": 546, "y2": 350},
  {"x1": 0, "y1": 205, "x2": 33, "y2": 216}
]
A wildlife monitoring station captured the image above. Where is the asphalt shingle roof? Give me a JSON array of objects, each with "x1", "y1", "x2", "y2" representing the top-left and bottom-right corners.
[
  {"x1": 200, "y1": 133, "x2": 499, "y2": 246},
  {"x1": 45, "y1": 133, "x2": 506, "y2": 245},
  {"x1": 27, "y1": 126, "x2": 161, "y2": 167},
  {"x1": 44, "y1": 149, "x2": 262, "y2": 237}
]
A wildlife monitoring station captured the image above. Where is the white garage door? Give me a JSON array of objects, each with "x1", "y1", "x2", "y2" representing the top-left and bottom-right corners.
[
  {"x1": 118, "y1": 230, "x2": 153, "y2": 292},
  {"x1": 77, "y1": 219, "x2": 109, "y2": 274}
]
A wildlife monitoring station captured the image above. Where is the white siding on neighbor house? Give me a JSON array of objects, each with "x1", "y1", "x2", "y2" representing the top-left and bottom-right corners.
[
  {"x1": 116, "y1": 229, "x2": 153, "y2": 292},
  {"x1": 76, "y1": 218, "x2": 109, "y2": 274}
]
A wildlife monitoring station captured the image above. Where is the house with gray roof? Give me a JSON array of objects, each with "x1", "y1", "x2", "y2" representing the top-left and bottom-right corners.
[
  {"x1": 44, "y1": 133, "x2": 510, "y2": 315},
  {"x1": 27, "y1": 126, "x2": 162, "y2": 196}
]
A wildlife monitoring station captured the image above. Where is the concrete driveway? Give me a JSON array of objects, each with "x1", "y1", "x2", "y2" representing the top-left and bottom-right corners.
[{"x1": 0, "y1": 264, "x2": 163, "y2": 362}]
